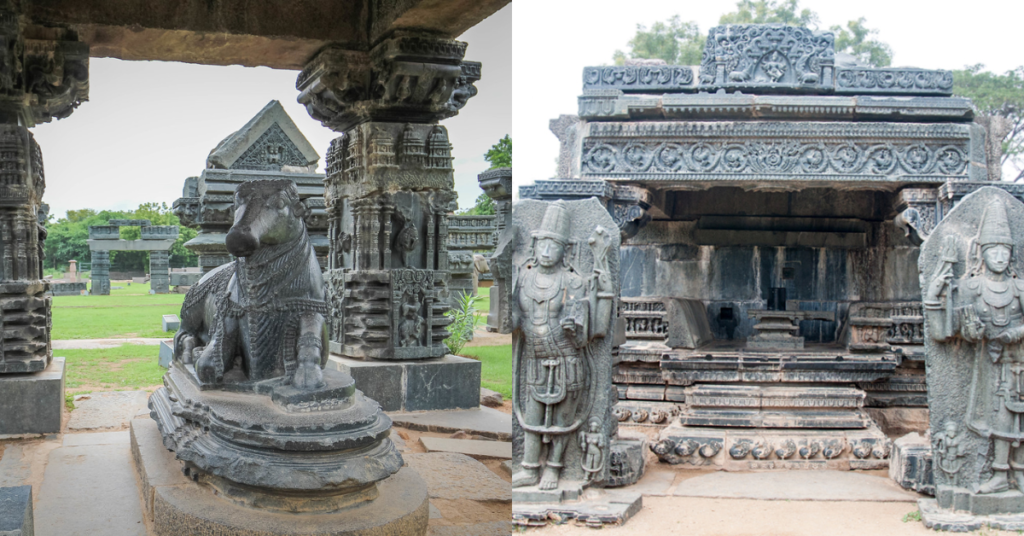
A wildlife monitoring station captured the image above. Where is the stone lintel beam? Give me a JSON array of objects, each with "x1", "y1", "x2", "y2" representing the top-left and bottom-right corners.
[
  {"x1": 26, "y1": 0, "x2": 509, "y2": 70},
  {"x1": 87, "y1": 239, "x2": 176, "y2": 251}
]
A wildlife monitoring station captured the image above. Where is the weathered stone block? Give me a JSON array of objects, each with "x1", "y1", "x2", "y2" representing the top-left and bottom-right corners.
[
  {"x1": 405, "y1": 356, "x2": 481, "y2": 412},
  {"x1": 0, "y1": 486, "x2": 33, "y2": 536},
  {"x1": 328, "y1": 354, "x2": 480, "y2": 412},
  {"x1": 0, "y1": 357, "x2": 65, "y2": 435},
  {"x1": 161, "y1": 315, "x2": 179, "y2": 332},
  {"x1": 158, "y1": 340, "x2": 173, "y2": 369},
  {"x1": 889, "y1": 432, "x2": 934, "y2": 496}
]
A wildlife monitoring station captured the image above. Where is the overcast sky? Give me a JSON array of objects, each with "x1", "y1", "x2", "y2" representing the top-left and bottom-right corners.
[
  {"x1": 513, "y1": 0, "x2": 1024, "y2": 189},
  {"x1": 34, "y1": 4, "x2": 511, "y2": 220}
]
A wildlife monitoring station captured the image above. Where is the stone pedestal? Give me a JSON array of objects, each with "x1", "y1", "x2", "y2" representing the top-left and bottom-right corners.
[
  {"x1": 652, "y1": 384, "x2": 890, "y2": 470},
  {"x1": 0, "y1": 357, "x2": 65, "y2": 435},
  {"x1": 889, "y1": 432, "x2": 934, "y2": 495},
  {"x1": 0, "y1": 485, "x2": 33, "y2": 536},
  {"x1": 746, "y1": 309, "x2": 836, "y2": 350},
  {"x1": 327, "y1": 353, "x2": 480, "y2": 412},
  {"x1": 131, "y1": 418, "x2": 428, "y2": 536}
]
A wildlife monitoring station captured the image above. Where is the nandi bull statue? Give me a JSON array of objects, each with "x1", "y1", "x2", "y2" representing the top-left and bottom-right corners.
[
  {"x1": 174, "y1": 179, "x2": 328, "y2": 389},
  {"x1": 148, "y1": 179, "x2": 429, "y2": 533}
]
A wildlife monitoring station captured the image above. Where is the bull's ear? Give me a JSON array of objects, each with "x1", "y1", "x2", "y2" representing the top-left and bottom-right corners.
[{"x1": 293, "y1": 199, "x2": 309, "y2": 219}]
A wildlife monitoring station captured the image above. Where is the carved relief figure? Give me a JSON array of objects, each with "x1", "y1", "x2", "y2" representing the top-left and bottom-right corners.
[
  {"x1": 934, "y1": 421, "x2": 968, "y2": 478},
  {"x1": 579, "y1": 419, "x2": 606, "y2": 482},
  {"x1": 925, "y1": 199, "x2": 1024, "y2": 493},
  {"x1": 399, "y1": 288, "x2": 425, "y2": 347},
  {"x1": 511, "y1": 201, "x2": 615, "y2": 490}
]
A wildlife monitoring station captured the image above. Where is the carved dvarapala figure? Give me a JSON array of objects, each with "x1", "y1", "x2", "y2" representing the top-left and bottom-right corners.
[
  {"x1": 174, "y1": 179, "x2": 328, "y2": 389},
  {"x1": 926, "y1": 198, "x2": 1024, "y2": 494},
  {"x1": 511, "y1": 200, "x2": 615, "y2": 490}
]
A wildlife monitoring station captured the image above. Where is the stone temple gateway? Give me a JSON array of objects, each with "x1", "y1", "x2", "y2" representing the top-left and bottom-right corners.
[{"x1": 523, "y1": 22, "x2": 1012, "y2": 492}]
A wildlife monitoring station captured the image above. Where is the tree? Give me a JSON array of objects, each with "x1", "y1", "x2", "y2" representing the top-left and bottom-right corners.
[
  {"x1": 458, "y1": 135, "x2": 510, "y2": 215},
  {"x1": 44, "y1": 202, "x2": 199, "y2": 273},
  {"x1": 484, "y1": 134, "x2": 511, "y2": 169},
  {"x1": 954, "y1": 65, "x2": 1024, "y2": 181},
  {"x1": 830, "y1": 18, "x2": 891, "y2": 67},
  {"x1": 612, "y1": 1, "x2": 892, "y2": 68},
  {"x1": 718, "y1": 0, "x2": 817, "y2": 27},
  {"x1": 613, "y1": 16, "x2": 704, "y2": 66}
]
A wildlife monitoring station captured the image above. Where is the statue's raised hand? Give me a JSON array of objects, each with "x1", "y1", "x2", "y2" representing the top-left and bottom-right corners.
[{"x1": 926, "y1": 263, "x2": 954, "y2": 302}]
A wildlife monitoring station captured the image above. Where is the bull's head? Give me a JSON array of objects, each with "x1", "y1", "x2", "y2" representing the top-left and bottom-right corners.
[{"x1": 225, "y1": 179, "x2": 308, "y2": 258}]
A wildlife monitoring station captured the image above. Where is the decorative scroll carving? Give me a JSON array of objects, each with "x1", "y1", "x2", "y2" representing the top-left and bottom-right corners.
[
  {"x1": 583, "y1": 65, "x2": 694, "y2": 93},
  {"x1": 698, "y1": 25, "x2": 835, "y2": 90},
  {"x1": 835, "y1": 68, "x2": 953, "y2": 95},
  {"x1": 581, "y1": 122, "x2": 971, "y2": 181}
]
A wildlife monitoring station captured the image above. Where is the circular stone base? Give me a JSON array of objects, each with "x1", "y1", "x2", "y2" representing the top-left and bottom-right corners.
[{"x1": 152, "y1": 467, "x2": 428, "y2": 536}]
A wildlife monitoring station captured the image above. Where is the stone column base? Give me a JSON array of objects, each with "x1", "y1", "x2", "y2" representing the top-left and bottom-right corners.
[
  {"x1": 0, "y1": 356, "x2": 64, "y2": 435},
  {"x1": 327, "y1": 353, "x2": 481, "y2": 412},
  {"x1": 131, "y1": 418, "x2": 429, "y2": 536},
  {"x1": 920, "y1": 498, "x2": 1024, "y2": 532}
]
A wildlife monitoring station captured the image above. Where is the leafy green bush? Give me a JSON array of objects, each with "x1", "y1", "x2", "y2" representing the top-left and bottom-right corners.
[{"x1": 444, "y1": 292, "x2": 483, "y2": 356}]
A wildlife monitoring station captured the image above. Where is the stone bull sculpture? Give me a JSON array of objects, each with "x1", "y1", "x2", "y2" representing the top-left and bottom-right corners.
[{"x1": 173, "y1": 179, "x2": 328, "y2": 390}]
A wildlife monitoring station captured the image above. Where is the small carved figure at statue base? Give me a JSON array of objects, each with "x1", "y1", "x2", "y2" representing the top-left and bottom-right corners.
[{"x1": 920, "y1": 187, "x2": 1024, "y2": 530}]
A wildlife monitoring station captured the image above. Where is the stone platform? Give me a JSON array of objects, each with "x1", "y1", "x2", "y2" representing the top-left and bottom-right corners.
[
  {"x1": 0, "y1": 356, "x2": 65, "y2": 435},
  {"x1": 131, "y1": 418, "x2": 429, "y2": 536},
  {"x1": 651, "y1": 384, "x2": 890, "y2": 470},
  {"x1": 513, "y1": 483, "x2": 642, "y2": 528},
  {"x1": 327, "y1": 353, "x2": 480, "y2": 412},
  {"x1": 920, "y1": 498, "x2": 1024, "y2": 532}
]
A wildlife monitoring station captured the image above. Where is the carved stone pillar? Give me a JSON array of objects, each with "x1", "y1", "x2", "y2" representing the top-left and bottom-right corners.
[
  {"x1": 478, "y1": 168, "x2": 512, "y2": 333},
  {"x1": 0, "y1": 11, "x2": 88, "y2": 380},
  {"x1": 89, "y1": 250, "x2": 110, "y2": 296},
  {"x1": 298, "y1": 33, "x2": 479, "y2": 361},
  {"x1": 149, "y1": 250, "x2": 169, "y2": 294}
]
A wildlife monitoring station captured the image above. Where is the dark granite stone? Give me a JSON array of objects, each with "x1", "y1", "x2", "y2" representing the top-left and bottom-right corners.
[
  {"x1": 0, "y1": 357, "x2": 65, "y2": 435},
  {"x1": 328, "y1": 358, "x2": 404, "y2": 412},
  {"x1": 0, "y1": 486, "x2": 33, "y2": 536},
  {"x1": 405, "y1": 356, "x2": 481, "y2": 412}
]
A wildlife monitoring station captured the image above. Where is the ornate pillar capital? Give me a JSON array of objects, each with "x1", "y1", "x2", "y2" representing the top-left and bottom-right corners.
[{"x1": 297, "y1": 33, "x2": 480, "y2": 132}]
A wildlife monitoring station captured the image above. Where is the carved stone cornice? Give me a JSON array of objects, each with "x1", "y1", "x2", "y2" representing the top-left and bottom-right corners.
[
  {"x1": 0, "y1": 12, "x2": 89, "y2": 126},
  {"x1": 297, "y1": 34, "x2": 480, "y2": 132},
  {"x1": 477, "y1": 167, "x2": 511, "y2": 201}
]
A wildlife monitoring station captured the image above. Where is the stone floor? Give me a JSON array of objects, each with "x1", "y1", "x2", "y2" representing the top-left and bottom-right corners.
[{"x1": 0, "y1": 389, "x2": 512, "y2": 536}]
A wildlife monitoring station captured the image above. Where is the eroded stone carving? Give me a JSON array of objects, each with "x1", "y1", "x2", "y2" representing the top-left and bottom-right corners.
[
  {"x1": 699, "y1": 25, "x2": 835, "y2": 90},
  {"x1": 511, "y1": 198, "x2": 627, "y2": 511},
  {"x1": 920, "y1": 186, "x2": 1024, "y2": 528}
]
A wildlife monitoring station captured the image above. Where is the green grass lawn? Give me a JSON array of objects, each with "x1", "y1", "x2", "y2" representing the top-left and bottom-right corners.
[
  {"x1": 62, "y1": 343, "x2": 166, "y2": 395},
  {"x1": 52, "y1": 282, "x2": 184, "y2": 339},
  {"x1": 460, "y1": 344, "x2": 512, "y2": 399}
]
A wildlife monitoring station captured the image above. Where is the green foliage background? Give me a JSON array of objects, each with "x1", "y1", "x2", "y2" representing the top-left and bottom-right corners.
[
  {"x1": 45, "y1": 202, "x2": 198, "y2": 272},
  {"x1": 459, "y1": 134, "x2": 512, "y2": 216}
]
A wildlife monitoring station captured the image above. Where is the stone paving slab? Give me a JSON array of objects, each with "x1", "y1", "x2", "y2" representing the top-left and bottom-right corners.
[
  {"x1": 51, "y1": 338, "x2": 164, "y2": 350},
  {"x1": 403, "y1": 452, "x2": 512, "y2": 502},
  {"x1": 35, "y1": 430, "x2": 147, "y2": 536},
  {"x1": 419, "y1": 437, "x2": 512, "y2": 459},
  {"x1": 428, "y1": 520, "x2": 512, "y2": 535},
  {"x1": 671, "y1": 470, "x2": 923, "y2": 502},
  {"x1": 68, "y1": 391, "x2": 150, "y2": 431},
  {"x1": 0, "y1": 445, "x2": 31, "y2": 489},
  {"x1": 390, "y1": 407, "x2": 511, "y2": 441},
  {"x1": 624, "y1": 466, "x2": 677, "y2": 496},
  {"x1": 63, "y1": 430, "x2": 131, "y2": 447}
]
